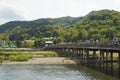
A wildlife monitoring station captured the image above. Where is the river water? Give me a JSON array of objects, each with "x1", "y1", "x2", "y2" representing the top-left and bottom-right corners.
[{"x1": 0, "y1": 64, "x2": 119, "y2": 80}]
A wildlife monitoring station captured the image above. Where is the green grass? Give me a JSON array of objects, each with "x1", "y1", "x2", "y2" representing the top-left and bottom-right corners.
[
  {"x1": 9, "y1": 55, "x2": 32, "y2": 61},
  {"x1": 0, "y1": 51, "x2": 33, "y2": 61},
  {"x1": 64, "y1": 57, "x2": 71, "y2": 60},
  {"x1": 0, "y1": 51, "x2": 59, "y2": 62}
]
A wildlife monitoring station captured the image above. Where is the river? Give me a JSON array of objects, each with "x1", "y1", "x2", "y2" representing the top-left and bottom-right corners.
[{"x1": 0, "y1": 64, "x2": 119, "y2": 80}]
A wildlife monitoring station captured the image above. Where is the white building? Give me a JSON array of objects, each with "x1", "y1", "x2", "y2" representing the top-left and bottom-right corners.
[{"x1": 45, "y1": 41, "x2": 54, "y2": 46}]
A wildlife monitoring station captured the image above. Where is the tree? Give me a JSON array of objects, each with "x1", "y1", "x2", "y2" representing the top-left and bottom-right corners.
[
  {"x1": 15, "y1": 41, "x2": 23, "y2": 47},
  {"x1": 105, "y1": 28, "x2": 115, "y2": 40},
  {"x1": 34, "y1": 39, "x2": 45, "y2": 48},
  {"x1": 91, "y1": 34, "x2": 102, "y2": 40},
  {"x1": 53, "y1": 36, "x2": 64, "y2": 44},
  {"x1": 24, "y1": 40, "x2": 35, "y2": 48},
  {"x1": 70, "y1": 29, "x2": 79, "y2": 42},
  {"x1": 80, "y1": 29, "x2": 88, "y2": 40}
]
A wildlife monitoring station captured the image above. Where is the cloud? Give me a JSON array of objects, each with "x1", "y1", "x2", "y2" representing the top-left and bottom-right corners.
[
  {"x1": 0, "y1": 7, "x2": 24, "y2": 25},
  {"x1": 0, "y1": 0, "x2": 120, "y2": 25},
  {"x1": 0, "y1": 7, "x2": 24, "y2": 20}
]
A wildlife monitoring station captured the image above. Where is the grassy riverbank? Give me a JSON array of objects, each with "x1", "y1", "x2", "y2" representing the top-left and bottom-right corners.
[{"x1": 0, "y1": 51, "x2": 59, "y2": 62}]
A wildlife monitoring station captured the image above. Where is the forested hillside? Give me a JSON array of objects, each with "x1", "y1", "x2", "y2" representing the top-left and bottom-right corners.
[
  {"x1": 0, "y1": 9, "x2": 120, "y2": 42},
  {"x1": 65, "y1": 10, "x2": 120, "y2": 42},
  {"x1": 0, "y1": 16, "x2": 82, "y2": 41}
]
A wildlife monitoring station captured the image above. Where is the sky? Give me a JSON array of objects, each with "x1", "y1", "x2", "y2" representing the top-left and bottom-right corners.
[{"x1": 0, "y1": 0, "x2": 120, "y2": 25}]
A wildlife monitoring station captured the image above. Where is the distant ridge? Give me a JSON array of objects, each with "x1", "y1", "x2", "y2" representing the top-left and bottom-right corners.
[
  {"x1": 0, "y1": 9, "x2": 120, "y2": 41},
  {"x1": 0, "y1": 16, "x2": 82, "y2": 40}
]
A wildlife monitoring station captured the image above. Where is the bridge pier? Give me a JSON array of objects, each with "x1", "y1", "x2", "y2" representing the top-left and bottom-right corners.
[
  {"x1": 105, "y1": 50, "x2": 109, "y2": 72},
  {"x1": 85, "y1": 49, "x2": 89, "y2": 66},
  {"x1": 110, "y1": 51, "x2": 113, "y2": 73},
  {"x1": 81, "y1": 49, "x2": 84, "y2": 64},
  {"x1": 100, "y1": 50, "x2": 104, "y2": 71},
  {"x1": 93, "y1": 50, "x2": 96, "y2": 68}
]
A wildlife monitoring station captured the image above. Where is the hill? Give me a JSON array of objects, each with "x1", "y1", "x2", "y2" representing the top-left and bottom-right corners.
[
  {"x1": 34, "y1": 16, "x2": 82, "y2": 26},
  {"x1": 0, "y1": 16, "x2": 82, "y2": 40},
  {"x1": 0, "y1": 9, "x2": 120, "y2": 42},
  {"x1": 65, "y1": 9, "x2": 120, "y2": 42}
]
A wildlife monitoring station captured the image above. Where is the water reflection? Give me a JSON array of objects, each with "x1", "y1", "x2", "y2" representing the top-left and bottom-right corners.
[
  {"x1": 0, "y1": 64, "x2": 119, "y2": 80},
  {"x1": 65, "y1": 64, "x2": 120, "y2": 80}
]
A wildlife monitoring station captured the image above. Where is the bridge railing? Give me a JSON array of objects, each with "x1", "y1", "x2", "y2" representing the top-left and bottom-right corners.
[{"x1": 46, "y1": 42, "x2": 120, "y2": 50}]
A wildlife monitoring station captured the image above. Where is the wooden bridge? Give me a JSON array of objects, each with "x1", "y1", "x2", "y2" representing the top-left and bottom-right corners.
[{"x1": 45, "y1": 42, "x2": 120, "y2": 74}]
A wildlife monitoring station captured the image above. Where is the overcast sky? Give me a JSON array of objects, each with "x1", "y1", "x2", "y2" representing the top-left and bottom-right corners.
[{"x1": 0, "y1": 0, "x2": 120, "y2": 25}]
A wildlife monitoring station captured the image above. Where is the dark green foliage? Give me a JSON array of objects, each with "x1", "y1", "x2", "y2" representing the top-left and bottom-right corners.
[
  {"x1": 9, "y1": 55, "x2": 32, "y2": 61},
  {"x1": 34, "y1": 39, "x2": 45, "y2": 48},
  {"x1": 67, "y1": 9, "x2": 120, "y2": 41},
  {"x1": 0, "y1": 51, "x2": 58, "y2": 62},
  {"x1": 0, "y1": 10, "x2": 120, "y2": 42},
  {"x1": 0, "y1": 17, "x2": 81, "y2": 41},
  {"x1": 0, "y1": 51, "x2": 33, "y2": 61}
]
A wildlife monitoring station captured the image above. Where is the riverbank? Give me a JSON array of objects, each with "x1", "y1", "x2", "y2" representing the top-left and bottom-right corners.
[
  {"x1": 1, "y1": 57, "x2": 76, "y2": 64},
  {"x1": 0, "y1": 50, "x2": 76, "y2": 64}
]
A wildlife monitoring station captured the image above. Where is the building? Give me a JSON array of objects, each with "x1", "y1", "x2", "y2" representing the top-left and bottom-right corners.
[
  {"x1": 45, "y1": 41, "x2": 54, "y2": 46},
  {"x1": 112, "y1": 36, "x2": 120, "y2": 45}
]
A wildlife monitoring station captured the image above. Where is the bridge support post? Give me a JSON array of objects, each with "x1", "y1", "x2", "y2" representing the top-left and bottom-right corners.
[
  {"x1": 85, "y1": 49, "x2": 89, "y2": 66},
  {"x1": 100, "y1": 50, "x2": 104, "y2": 71},
  {"x1": 69, "y1": 48, "x2": 72, "y2": 57},
  {"x1": 73, "y1": 49, "x2": 77, "y2": 58},
  {"x1": 67, "y1": 48, "x2": 70, "y2": 57},
  {"x1": 71, "y1": 48, "x2": 74, "y2": 57},
  {"x1": 106, "y1": 50, "x2": 109, "y2": 72},
  {"x1": 81, "y1": 49, "x2": 84, "y2": 64},
  {"x1": 110, "y1": 51, "x2": 113, "y2": 73},
  {"x1": 77, "y1": 49, "x2": 80, "y2": 59},
  {"x1": 65, "y1": 48, "x2": 69, "y2": 57},
  {"x1": 81, "y1": 49, "x2": 84, "y2": 63},
  {"x1": 78, "y1": 49, "x2": 81, "y2": 63},
  {"x1": 59, "y1": 48, "x2": 62, "y2": 56},
  {"x1": 93, "y1": 50, "x2": 96, "y2": 68}
]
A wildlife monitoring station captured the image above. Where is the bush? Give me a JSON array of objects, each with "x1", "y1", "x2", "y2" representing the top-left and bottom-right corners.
[{"x1": 9, "y1": 55, "x2": 32, "y2": 61}]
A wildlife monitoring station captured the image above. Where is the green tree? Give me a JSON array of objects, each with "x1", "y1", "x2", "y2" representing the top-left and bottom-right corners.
[
  {"x1": 34, "y1": 39, "x2": 45, "y2": 48},
  {"x1": 53, "y1": 36, "x2": 64, "y2": 44},
  {"x1": 70, "y1": 29, "x2": 79, "y2": 42},
  {"x1": 91, "y1": 34, "x2": 102, "y2": 40},
  {"x1": 80, "y1": 29, "x2": 88, "y2": 40},
  {"x1": 105, "y1": 28, "x2": 115, "y2": 40},
  {"x1": 24, "y1": 40, "x2": 35, "y2": 48}
]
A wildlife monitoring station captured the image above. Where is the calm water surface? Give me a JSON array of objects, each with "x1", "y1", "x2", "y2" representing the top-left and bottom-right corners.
[{"x1": 0, "y1": 64, "x2": 119, "y2": 80}]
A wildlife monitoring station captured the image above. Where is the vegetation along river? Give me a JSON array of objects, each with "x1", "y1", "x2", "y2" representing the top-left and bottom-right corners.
[{"x1": 0, "y1": 64, "x2": 119, "y2": 80}]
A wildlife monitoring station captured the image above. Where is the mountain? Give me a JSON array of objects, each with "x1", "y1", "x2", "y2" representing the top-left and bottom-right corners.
[
  {"x1": 66, "y1": 9, "x2": 120, "y2": 42},
  {"x1": 0, "y1": 9, "x2": 120, "y2": 42},
  {"x1": 0, "y1": 16, "x2": 82, "y2": 40},
  {"x1": 34, "y1": 16, "x2": 82, "y2": 26}
]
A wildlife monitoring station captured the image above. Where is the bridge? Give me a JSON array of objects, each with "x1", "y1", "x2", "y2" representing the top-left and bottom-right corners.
[{"x1": 45, "y1": 42, "x2": 120, "y2": 74}]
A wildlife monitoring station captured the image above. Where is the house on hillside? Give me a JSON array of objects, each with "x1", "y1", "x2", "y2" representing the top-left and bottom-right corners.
[
  {"x1": 43, "y1": 37, "x2": 54, "y2": 40},
  {"x1": 113, "y1": 36, "x2": 120, "y2": 45},
  {"x1": 45, "y1": 41, "x2": 54, "y2": 46},
  {"x1": 43, "y1": 37, "x2": 55, "y2": 46}
]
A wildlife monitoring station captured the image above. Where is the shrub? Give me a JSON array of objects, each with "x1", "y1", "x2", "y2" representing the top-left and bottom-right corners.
[{"x1": 9, "y1": 55, "x2": 32, "y2": 61}]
